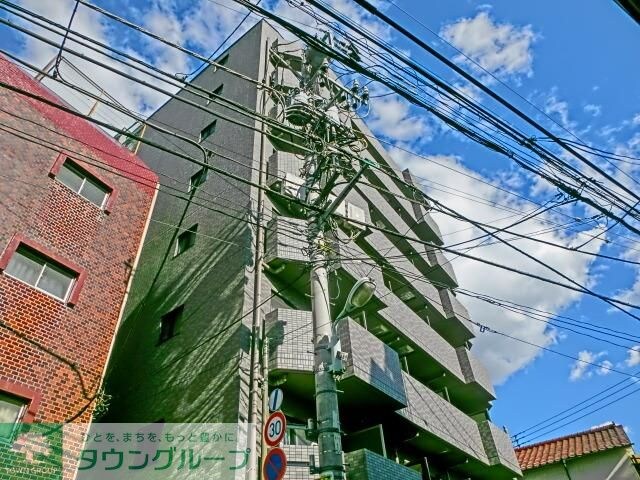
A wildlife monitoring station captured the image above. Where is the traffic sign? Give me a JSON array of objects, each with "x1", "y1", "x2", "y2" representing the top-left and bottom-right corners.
[
  {"x1": 264, "y1": 411, "x2": 286, "y2": 447},
  {"x1": 263, "y1": 447, "x2": 287, "y2": 480},
  {"x1": 269, "y1": 388, "x2": 284, "y2": 412}
]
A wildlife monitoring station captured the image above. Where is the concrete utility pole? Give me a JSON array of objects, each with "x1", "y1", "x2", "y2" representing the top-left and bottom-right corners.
[
  {"x1": 309, "y1": 220, "x2": 345, "y2": 479},
  {"x1": 266, "y1": 32, "x2": 370, "y2": 479}
]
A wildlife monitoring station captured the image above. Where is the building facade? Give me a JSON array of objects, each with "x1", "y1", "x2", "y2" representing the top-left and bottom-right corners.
[
  {"x1": 0, "y1": 54, "x2": 157, "y2": 479},
  {"x1": 516, "y1": 424, "x2": 640, "y2": 480},
  {"x1": 102, "y1": 21, "x2": 522, "y2": 479}
]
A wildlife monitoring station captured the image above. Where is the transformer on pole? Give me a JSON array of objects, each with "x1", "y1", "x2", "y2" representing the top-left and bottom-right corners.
[{"x1": 266, "y1": 32, "x2": 371, "y2": 479}]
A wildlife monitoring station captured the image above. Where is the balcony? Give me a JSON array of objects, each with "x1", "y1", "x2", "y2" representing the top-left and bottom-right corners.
[
  {"x1": 432, "y1": 289, "x2": 475, "y2": 347},
  {"x1": 264, "y1": 216, "x2": 310, "y2": 301},
  {"x1": 282, "y1": 444, "x2": 319, "y2": 480},
  {"x1": 345, "y1": 449, "x2": 421, "y2": 480},
  {"x1": 478, "y1": 421, "x2": 523, "y2": 478},
  {"x1": 394, "y1": 373, "x2": 492, "y2": 476},
  {"x1": 354, "y1": 229, "x2": 447, "y2": 322},
  {"x1": 401, "y1": 168, "x2": 443, "y2": 246},
  {"x1": 425, "y1": 247, "x2": 458, "y2": 288},
  {"x1": 449, "y1": 347, "x2": 496, "y2": 414},
  {"x1": 265, "y1": 309, "x2": 407, "y2": 412}
]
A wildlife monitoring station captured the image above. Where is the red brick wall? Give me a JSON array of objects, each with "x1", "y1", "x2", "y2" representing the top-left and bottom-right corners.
[{"x1": 0, "y1": 54, "x2": 157, "y2": 477}]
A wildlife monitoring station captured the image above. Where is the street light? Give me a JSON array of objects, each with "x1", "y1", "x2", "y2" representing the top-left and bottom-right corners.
[{"x1": 335, "y1": 277, "x2": 376, "y2": 320}]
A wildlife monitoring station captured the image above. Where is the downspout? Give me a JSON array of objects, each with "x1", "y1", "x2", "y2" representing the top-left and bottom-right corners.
[
  {"x1": 562, "y1": 459, "x2": 574, "y2": 480},
  {"x1": 246, "y1": 37, "x2": 271, "y2": 480}
]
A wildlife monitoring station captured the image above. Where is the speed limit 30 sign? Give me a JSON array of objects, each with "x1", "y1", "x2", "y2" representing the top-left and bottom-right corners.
[{"x1": 264, "y1": 411, "x2": 286, "y2": 447}]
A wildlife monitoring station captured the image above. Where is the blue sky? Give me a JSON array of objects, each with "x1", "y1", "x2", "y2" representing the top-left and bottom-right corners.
[{"x1": 2, "y1": 0, "x2": 640, "y2": 448}]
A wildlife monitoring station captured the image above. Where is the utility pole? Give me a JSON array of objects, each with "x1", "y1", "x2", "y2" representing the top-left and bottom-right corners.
[
  {"x1": 309, "y1": 219, "x2": 345, "y2": 479},
  {"x1": 266, "y1": 32, "x2": 370, "y2": 479}
]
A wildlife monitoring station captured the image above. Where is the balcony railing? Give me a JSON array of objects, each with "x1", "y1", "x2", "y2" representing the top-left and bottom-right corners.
[
  {"x1": 265, "y1": 309, "x2": 407, "y2": 410},
  {"x1": 478, "y1": 420, "x2": 523, "y2": 477},
  {"x1": 345, "y1": 449, "x2": 421, "y2": 480}
]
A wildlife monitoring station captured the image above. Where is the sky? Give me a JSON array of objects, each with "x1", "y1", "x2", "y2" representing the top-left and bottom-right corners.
[{"x1": 1, "y1": 0, "x2": 640, "y2": 448}]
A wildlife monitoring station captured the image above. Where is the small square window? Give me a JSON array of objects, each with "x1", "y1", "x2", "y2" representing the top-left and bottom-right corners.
[
  {"x1": 189, "y1": 168, "x2": 208, "y2": 192},
  {"x1": 55, "y1": 160, "x2": 110, "y2": 208},
  {"x1": 207, "y1": 85, "x2": 223, "y2": 105},
  {"x1": 199, "y1": 120, "x2": 217, "y2": 143},
  {"x1": 159, "y1": 305, "x2": 184, "y2": 344},
  {"x1": 217, "y1": 54, "x2": 229, "y2": 66},
  {"x1": 4, "y1": 245, "x2": 76, "y2": 301},
  {"x1": 175, "y1": 225, "x2": 198, "y2": 256},
  {"x1": 0, "y1": 393, "x2": 27, "y2": 444}
]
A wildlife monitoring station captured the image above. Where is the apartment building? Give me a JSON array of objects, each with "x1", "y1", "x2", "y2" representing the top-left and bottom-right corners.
[
  {"x1": 101, "y1": 21, "x2": 522, "y2": 480},
  {"x1": 0, "y1": 54, "x2": 157, "y2": 479}
]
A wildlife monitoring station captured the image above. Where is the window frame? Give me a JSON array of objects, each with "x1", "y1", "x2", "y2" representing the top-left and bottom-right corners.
[
  {"x1": 206, "y1": 84, "x2": 223, "y2": 106},
  {"x1": 158, "y1": 305, "x2": 184, "y2": 344},
  {"x1": 174, "y1": 225, "x2": 198, "y2": 257},
  {"x1": 199, "y1": 119, "x2": 218, "y2": 143},
  {"x1": 189, "y1": 168, "x2": 208, "y2": 192},
  {"x1": 0, "y1": 234, "x2": 87, "y2": 306},
  {"x1": 0, "y1": 379, "x2": 41, "y2": 445},
  {"x1": 49, "y1": 152, "x2": 117, "y2": 213}
]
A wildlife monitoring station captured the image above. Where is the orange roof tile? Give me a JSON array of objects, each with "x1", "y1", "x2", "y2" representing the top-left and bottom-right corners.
[{"x1": 515, "y1": 423, "x2": 632, "y2": 470}]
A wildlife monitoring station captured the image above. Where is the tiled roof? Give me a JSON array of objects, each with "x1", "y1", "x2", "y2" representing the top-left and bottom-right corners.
[{"x1": 515, "y1": 423, "x2": 632, "y2": 470}]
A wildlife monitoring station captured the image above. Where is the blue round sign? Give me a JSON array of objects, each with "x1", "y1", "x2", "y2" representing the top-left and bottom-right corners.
[{"x1": 263, "y1": 447, "x2": 287, "y2": 480}]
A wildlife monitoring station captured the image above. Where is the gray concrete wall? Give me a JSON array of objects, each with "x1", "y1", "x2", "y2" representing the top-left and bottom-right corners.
[
  {"x1": 522, "y1": 448, "x2": 639, "y2": 480},
  {"x1": 102, "y1": 21, "x2": 281, "y2": 424}
]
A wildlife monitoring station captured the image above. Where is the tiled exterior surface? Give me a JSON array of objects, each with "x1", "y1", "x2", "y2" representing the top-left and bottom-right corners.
[
  {"x1": 0, "y1": 55, "x2": 156, "y2": 480},
  {"x1": 479, "y1": 421, "x2": 523, "y2": 474},
  {"x1": 266, "y1": 216, "x2": 309, "y2": 264},
  {"x1": 377, "y1": 300, "x2": 465, "y2": 382},
  {"x1": 282, "y1": 444, "x2": 319, "y2": 480},
  {"x1": 398, "y1": 373, "x2": 490, "y2": 465},
  {"x1": 515, "y1": 423, "x2": 631, "y2": 471},
  {"x1": 345, "y1": 449, "x2": 421, "y2": 480},
  {"x1": 336, "y1": 319, "x2": 407, "y2": 406},
  {"x1": 439, "y1": 289, "x2": 475, "y2": 335},
  {"x1": 456, "y1": 347, "x2": 496, "y2": 398},
  {"x1": 426, "y1": 247, "x2": 458, "y2": 287},
  {"x1": 266, "y1": 309, "x2": 314, "y2": 373},
  {"x1": 268, "y1": 150, "x2": 304, "y2": 183}
]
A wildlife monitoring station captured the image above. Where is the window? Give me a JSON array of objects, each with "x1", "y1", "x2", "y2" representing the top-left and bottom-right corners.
[
  {"x1": 159, "y1": 305, "x2": 184, "y2": 344},
  {"x1": 199, "y1": 120, "x2": 217, "y2": 143},
  {"x1": 217, "y1": 54, "x2": 229, "y2": 66},
  {"x1": 207, "y1": 85, "x2": 223, "y2": 105},
  {"x1": 55, "y1": 160, "x2": 111, "y2": 208},
  {"x1": 189, "y1": 168, "x2": 208, "y2": 192},
  {"x1": 0, "y1": 393, "x2": 26, "y2": 443},
  {"x1": 175, "y1": 225, "x2": 198, "y2": 256},
  {"x1": 4, "y1": 245, "x2": 76, "y2": 301}
]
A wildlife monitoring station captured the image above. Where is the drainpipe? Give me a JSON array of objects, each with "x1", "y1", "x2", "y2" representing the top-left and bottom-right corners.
[
  {"x1": 562, "y1": 459, "x2": 573, "y2": 480},
  {"x1": 246, "y1": 38, "x2": 271, "y2": 480}
]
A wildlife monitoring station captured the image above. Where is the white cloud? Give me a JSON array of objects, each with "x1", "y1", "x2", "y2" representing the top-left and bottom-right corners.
[
  {"x1": 569, "y1": 350, "x2": 607, "y2": 381},
  {"x1": 543, "y1": 87, "x2": 576, "y2": 131},
  {"x1": 626, "y1": 346, "x2": 640, "y2": 367},
  {"x1": 597, "y1": 359, "x2": 613, "y2": 375},
  {"x1": 584, "y1": 104, "x2": 602, "y2": 117},
  {"x1": 368, "y1": 96, "x2": 432, "y2": 144},
  {"x1": 390, "y1": 150, "x2": 606, "y2": 384},
  {"x1": 8, "y1": 0, "x2": 251, "y2": 125},
  {"x1": 440, "y1": 11, "x2": 537, "y2": 81},
  {"x1": 633, "y1": 113, "x2": 640, "y2": 126}
]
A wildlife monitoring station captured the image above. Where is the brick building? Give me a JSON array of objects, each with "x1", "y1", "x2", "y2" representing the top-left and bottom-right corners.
[
  {"x1": 102, "y1": 21, "x2": 521, "y2": 479},
  {"x1": 0, "y1": 54, "x2": 157, "y2": 478}
]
